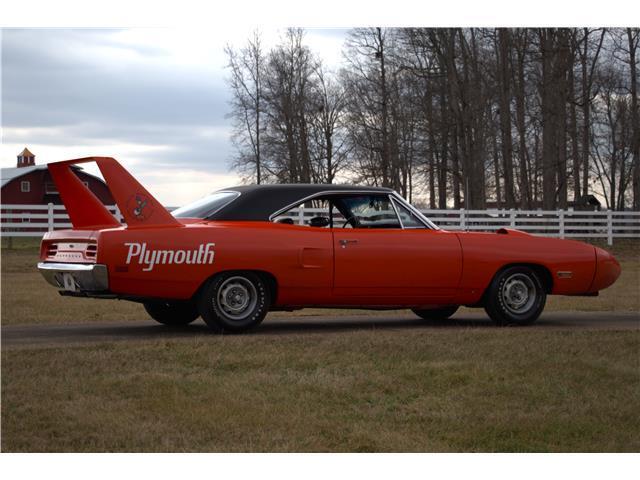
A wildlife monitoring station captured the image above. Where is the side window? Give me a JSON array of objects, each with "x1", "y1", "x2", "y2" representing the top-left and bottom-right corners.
[
  {"x1": 338, "y1": 195, "x2": 401, "y2": 229},
  {"x1": 392, "y1": 198, "x2": 425, "y2": 228},
  {"x1": 21, "y1": 181, "x2": 31, "y2": 193},
  {"x1": 272, "y1": 198, "x2": 331, "y2": 228}
]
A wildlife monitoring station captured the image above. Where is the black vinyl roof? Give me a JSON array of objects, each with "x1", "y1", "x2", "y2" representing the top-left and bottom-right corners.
[{"x1": 209, "y1": 184, "x2": 393, "y2": 221}]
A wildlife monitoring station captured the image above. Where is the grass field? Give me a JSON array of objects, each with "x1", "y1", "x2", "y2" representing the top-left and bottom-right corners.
[
  {"x1": 1, "y1": 237, "x2": 639, "y2": 452},
  {"x1": 2, "y1": 328, "x2": 639, "y2": 452}
]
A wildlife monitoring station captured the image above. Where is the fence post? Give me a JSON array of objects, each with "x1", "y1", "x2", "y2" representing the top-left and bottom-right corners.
[
  {"x1": 460, "y1": 208, "x2": 466, "y2": 231},
  {"x1": 607, "y1": 210, "x2": 613, "y2": 246},
  {"x1": 298, "y1": 205, "x2": 305, "y2": 225},
  {"x1": 558, "y1": 209, "x2": 565, "y2": 239},
  {"x1": 47, "y1": 203, "x2": 54, "y2": 232},
  {"x1": 510, "y1": 209, "x2": 516, "y2": 228}
]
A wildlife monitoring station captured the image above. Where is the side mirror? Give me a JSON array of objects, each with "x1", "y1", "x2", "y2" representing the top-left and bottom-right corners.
[{"x1": 309, "y1": 216, "x2": 330, "y2": 228}]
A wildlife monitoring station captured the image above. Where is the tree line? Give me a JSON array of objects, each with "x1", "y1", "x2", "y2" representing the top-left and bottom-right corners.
[{"x1": 225, "y1": 28, "x2": 639, "y2": 211}]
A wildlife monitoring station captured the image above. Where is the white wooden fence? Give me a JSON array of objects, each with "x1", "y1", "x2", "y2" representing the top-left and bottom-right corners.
[
  {"x1": 268, "y1": 207, "x2": 640, "y2": 246},
  {"x1": 0, "y1": 204, "x2": 123, "y2": 237},
  {"x1": 1, "y1": 203, "x2": 639, "y2": 245}
]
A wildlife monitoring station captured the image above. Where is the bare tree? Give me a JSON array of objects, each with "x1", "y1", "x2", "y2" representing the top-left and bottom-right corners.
[
  {"x1": 625, "y1": 28, "x2": 639, "y2": 209},
  {"x1": 578, "y1": 29, "x2": 606, "y2": 200},
  {"x1": 497, "y1": 28, "x2": 516, "y2": 207},
  {"x1": 262, "y1": 28, "x2": 318, "y2": 183},
  {"x1": 342, "y1": 28, "x2": 395, "y2": 188},
  {"x1": 225, "y1": 31, "x2": 265, "y2": 184},
  {"x1": 224, "y1": 28, "x2": 637, "y2": 211},
  {"x1": 592, "y1": 63, "x2": 634, "y2": 209},
  {"x1": 308, "y1": 65, "x2": 349, "y2": 183}
]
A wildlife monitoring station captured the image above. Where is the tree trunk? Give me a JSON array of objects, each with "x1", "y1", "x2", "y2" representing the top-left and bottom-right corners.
[
  {"x1": 629, "y1": 29, "x2": 640, "y2": 210},
  {"x1": 439, "y1": 87, "x2": 449, "y2": 209},
  {"x1": 255, "y1": 41, "x2": 262, "y2": 185},
  {"x1": 492, "y1": 124, "x2": 502, "y2": 206},
  {"x1": 555, "y1": 28, "x2": 572, "y2": 210},
  {"x1": 568, "y1": 59, "x2": 581, "y2": 202},
  {"x1": 540, "y1": 29, "x2": 558, "y2": 209},
  {"x1": 580, "y1": 29, "x2": 591, "y2": 199},
  {"x1": 377, "y1": 28, "x2": 391, "y2": 187},
  {"x1": 497, "y1": 28, "x2": 516, "y2": 207},
  {"x1": 425, "y1": 90, "x2": 437, "y2": 208},
  {"x1": 514, "y1": 29, "x2": 531, "y2": 208}
]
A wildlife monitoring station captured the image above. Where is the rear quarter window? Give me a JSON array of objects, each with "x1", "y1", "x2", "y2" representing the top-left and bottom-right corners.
[{"x1": 172, "y1": 191, "x2": 240, "y2": 219}]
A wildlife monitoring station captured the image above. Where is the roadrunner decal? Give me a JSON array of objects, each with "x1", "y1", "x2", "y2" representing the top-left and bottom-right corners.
[
  {"x1": 127, "y1": 193, "x2": 154, "y2": 221},
  {"x1": 125, "y1": 242, "x2": 215, "y2": 271}
]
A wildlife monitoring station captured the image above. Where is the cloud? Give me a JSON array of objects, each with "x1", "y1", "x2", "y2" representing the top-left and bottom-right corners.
[{"x1": 0, "y1": 28, "x2": 347, "y2": 205}]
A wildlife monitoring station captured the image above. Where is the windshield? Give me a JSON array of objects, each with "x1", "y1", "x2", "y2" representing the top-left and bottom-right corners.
[{"x1": 172, "y1": 191, "x2": 240, "y2": 219}]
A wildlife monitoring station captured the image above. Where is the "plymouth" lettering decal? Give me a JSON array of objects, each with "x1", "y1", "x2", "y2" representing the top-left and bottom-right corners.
[{"x1": 124, "y1": 242, "x2": 215, "y2": 272}]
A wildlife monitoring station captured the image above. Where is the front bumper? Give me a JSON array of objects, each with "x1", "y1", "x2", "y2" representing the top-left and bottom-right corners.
[{"x1": 38, "y1": 262, "x2": 109, "y2": 292}]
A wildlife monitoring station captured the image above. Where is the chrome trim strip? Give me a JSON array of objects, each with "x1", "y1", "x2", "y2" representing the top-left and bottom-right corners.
[
  {"x1": 38, "y1": 262, "x2": 109, "y2": 291},
  {"x1": 268, "y1": 189, "x2": 439, "y2": 230},
  {"x1": 207, "y1": 191, "x2": 241, "y2": 217},
  {"x1": 388, "y1": 195, "x2": 405, "y2": 229},
  {"x1": 173, "y1": 190, "x2": 242, "y2": 219},
  {"x1": 389, "y1": 192, "x2": 439, "y2": 230}
]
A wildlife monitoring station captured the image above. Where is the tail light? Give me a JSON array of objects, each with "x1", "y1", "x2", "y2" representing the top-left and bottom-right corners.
[
  {"x1": 86, "y1": 244, "x2": 97, "y2": 259},
  {"x1": 42, "y1": 241, "x2": 98, "y2": 263},
  {"x1": 46, "y1": 243, "x2": 58, "y2": 257}
]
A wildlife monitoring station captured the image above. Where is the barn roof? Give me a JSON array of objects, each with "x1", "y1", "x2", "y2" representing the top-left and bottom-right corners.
[
  {"x1": 0, "y1": 165, "x2": 48, "y2": 188},
  {"x1": 0, "y1": 164, "x2": 96, "y2": 188}
]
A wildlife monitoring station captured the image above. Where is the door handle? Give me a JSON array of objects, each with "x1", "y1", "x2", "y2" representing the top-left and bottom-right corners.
[{"x1": 339, "y1": 239, "x2": 358, "y2": 248}]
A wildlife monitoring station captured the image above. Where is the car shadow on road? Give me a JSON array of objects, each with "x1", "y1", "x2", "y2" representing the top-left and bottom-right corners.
[
  {"x1": 6, "y1": 312, "x2": 633, "y2": 348},
  {"x1": 256, "y1": 316, "x2": 495, "y2": 335},
  {"x1": 2, "y1": 315, "x2": 499, "y2": 347}
]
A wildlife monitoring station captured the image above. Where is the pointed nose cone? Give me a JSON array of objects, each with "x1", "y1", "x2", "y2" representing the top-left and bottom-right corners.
[{"x1": 590, "y1": 247, "x2": 621, "y2": 292}]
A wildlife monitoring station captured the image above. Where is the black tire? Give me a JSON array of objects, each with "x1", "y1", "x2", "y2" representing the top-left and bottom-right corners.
[
  {"x1": 412, "y1": 306, "x2": 459, "y2": 321},
  {"x1": 143, "y1": 300, "x2": 200, "y2": 326},
  {"x1": 198, "y1": 272, "x2": 270, "y2": 333},
  {"x1": 483, "y1": 266, "x2": 546, "y2": 326}
]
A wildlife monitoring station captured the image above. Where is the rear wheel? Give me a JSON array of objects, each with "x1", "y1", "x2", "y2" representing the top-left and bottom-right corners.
[
  {"x1": 412, "y1": 306, "x2": 459, "y2": 321},
  {"x1": 143, "y1": 300, "x2": 200, "y2": 326},
  {"x1": 484, "y1": 266, "x2": 546, "y2": 326},
  {"x1": 198, "y1": 272, "x2": 270, "y2": 333}
]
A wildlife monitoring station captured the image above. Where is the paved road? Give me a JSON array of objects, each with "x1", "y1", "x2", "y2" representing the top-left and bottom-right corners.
[{"x1": 2, "y1": 311, "x2": 638, "y2": 349}]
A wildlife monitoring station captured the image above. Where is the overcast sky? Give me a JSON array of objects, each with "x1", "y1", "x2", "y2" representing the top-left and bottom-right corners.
[{"x1": 0, "y1": 28, "x2": 348, "y2": 205}]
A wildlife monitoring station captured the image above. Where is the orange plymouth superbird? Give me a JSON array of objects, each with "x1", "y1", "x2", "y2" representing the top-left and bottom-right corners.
[{"x1": 38, "y1": 157, "x2": 620, "y2": 332}]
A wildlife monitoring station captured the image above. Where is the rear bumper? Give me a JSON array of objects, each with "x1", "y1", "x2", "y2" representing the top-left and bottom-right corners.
[{"x1": 38, "y1": 262, "x2": 109, "y2": 292}]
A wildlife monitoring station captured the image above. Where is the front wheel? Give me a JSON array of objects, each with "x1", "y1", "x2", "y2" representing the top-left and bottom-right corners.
[
  {"x1": 412, "y1": 306, "x2": 459, "y2": 321},
  {"x1": 143, "y1": 301, "x2": 200, "y2": 326},
  {"x1": 198, "y1": 272, "x2": 270, "y2": 333},
  {"x1": 483, "y1": 266, "x2": 546, "y2": 326}
]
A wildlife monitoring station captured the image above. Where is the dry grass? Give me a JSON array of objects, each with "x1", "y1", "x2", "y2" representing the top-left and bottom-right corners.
[
  {"x1": 2, "y1": 328, "x2": 638, "y2": 452},
  {"x1": 1, "y1": 238, "x2": 638, "y2": 326},
  {"x1": 2, "y1": 238, "x2": 638, "y2": 452}
]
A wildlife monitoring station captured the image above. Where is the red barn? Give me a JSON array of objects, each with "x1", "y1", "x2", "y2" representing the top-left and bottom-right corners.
[
  {"x1": 1, "y1": 148, "x2": 116, "y2": 235},
  {"x1": 1, "y1": 148, "x2": 114, "y2": 206}
]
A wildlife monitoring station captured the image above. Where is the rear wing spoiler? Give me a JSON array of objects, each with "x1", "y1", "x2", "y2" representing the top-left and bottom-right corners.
[{"x1": 48, "y1": 157, "x2": 181, "y2": 230}]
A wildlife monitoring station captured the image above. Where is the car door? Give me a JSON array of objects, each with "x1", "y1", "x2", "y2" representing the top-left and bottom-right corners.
[
  {"x1": 331, "y1": 194, "x2": 462, "y2": 302},
  {"x1": 269, "y1": 198, "x2": 334, "y2": 305}
]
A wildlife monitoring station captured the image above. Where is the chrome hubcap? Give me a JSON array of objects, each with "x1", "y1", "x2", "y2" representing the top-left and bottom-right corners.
[
  {"x1": 217, "y1": 276, "x2": 257, "y2": 321},
  {"x1": 501, "y1": 273, "x2": 536, "y2": 314}
]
